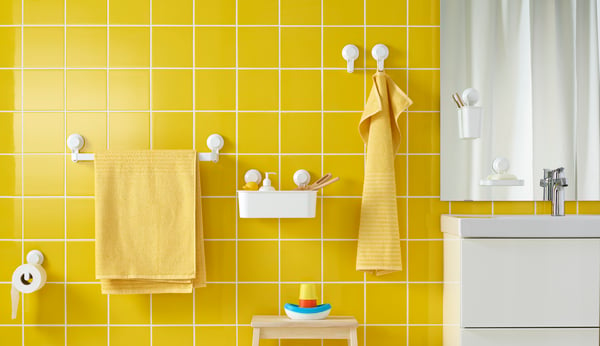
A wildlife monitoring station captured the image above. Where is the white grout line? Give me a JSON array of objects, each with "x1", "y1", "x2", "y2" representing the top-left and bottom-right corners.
[
  {"x1": 20, "y1": 0, "x2": 24, "y2": 344},
  {"x1": 106, "y1": 1, "x2": 111, "y2": 345},
  {"x1": 0, "y1": 24, "x2": 441, "y2": 28},
  {"x1": 405, "y1": 1, "x2": 411, "y2": 343},
  {"x1": 149, "y1": 3, "x2": 153, "y2": 345},
  {"x1": 277, "y1": 3, "x2": 282, "y2": 346},
  {"x1": 192, "y1": 1, "x2": 196, "y2": 345},
  {"x1": 63, "y1": 0, "x2": 68, "y2": 342},
  {"x1": 0, "y1": 66, "x2": 441, "y2": 71},
  {"x1": 234, "y1": 0, "x2": 239, "y2": 344},
  {"x1": 320, "y1": 1, "x2": 324, "y2": 345}
]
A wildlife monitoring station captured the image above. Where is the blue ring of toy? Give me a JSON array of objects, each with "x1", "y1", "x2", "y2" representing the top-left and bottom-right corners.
[{"x1": 284, "y1": 303, "x2": 331, "y2": 313}]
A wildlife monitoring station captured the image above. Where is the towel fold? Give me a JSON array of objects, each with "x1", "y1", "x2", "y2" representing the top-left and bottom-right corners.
[
  {"x1": 356, "y1": 72, "x2": 412, "y2": 276},
  {"x1": 95, "y1": 151, "x2": 206, "y2": 294}
]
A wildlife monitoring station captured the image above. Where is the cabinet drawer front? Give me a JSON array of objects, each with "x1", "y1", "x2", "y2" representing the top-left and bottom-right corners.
[
  {"x1": 461, "y1": 328, "x2": 599, "y2": 346},
  {"x1": 462, "y1": 239, "x2": 600, "y2": 327}
]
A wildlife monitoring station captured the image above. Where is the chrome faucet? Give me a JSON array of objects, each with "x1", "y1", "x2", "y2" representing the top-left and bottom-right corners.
[{"x1": 539, "y1": 167, "x2": 568, "y2": 216}]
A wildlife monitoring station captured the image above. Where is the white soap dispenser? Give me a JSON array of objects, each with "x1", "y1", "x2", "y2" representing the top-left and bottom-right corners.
[{"x1": 259, "y1": 172, "x2": 277, "y2": 191}]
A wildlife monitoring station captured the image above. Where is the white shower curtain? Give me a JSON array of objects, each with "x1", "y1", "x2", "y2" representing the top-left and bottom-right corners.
[{"x1": 442, "y1": 0, "x2": 600, "y2": 200}]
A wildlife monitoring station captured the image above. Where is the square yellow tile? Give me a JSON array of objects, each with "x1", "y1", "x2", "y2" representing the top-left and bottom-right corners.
[
  {"x1": 408, "y1": 27, "x2": 440, "y2": 68},
  {"x1": 407, "y1": 240, "x2": 443, "y2": 281},
  {"x1": 407, "y1": 155, "x2": 439, "y2": 196},
  {"x1": 322, "y1": 284, "x2": 364, "y2": 323},
  {"x1": 195, "y1": 284, "x2": 236, "y2": 324},
  {"x1": 66, "y1": 0, "x2": 106, "y2": 24},
  {"x1": 66, "y1": 198, "x2": 94, "y2": 239},
  {"x1": 408, "y1": 0, "x2": 439, "y2": 25},
  {"x1": 281, "y1": 113, "x2": 321, "y2": 153},
  {"x1": 239, "y1": 70, "x2": 279, "y2": 110},
  {"x1": 366, "y1": 284, "x2": 407, "y2": 323},
  {"x1": 109, "y1": 294, "x2": 150, "y2": 324},
  {"x1": 238, "y1": 112, "x2": 278, "y2": 153},
  {"x1": 24, "y1": 284, "x2": 64, "y2": 324},
  {"x1": 281, "y1": 28, "x2": 321, "y2": 67},
  {"x1": 408, "y1": 326, "x2": 442, "y2": 346},
  {"x1": 23, "y1": 70, "x2": 64, "y2": 111},
  {"x1": 280, "y1": 155, "x2": 321, "y2": 190},
  {"x1": 23, "y1": 155, "x2": 64, "y2": 196},
  {"x1": 238, "y1": 241, "x2": 278, "y2": 281},
  {"x1": 281, "y1": 0, "x2": 320, "y2": 25},
  {"x1": 24, "y1": 327, "x2": 64, "y2": 346},
  {"x1": 323, "y1": 155, "x2": 364, "y2": 196},
  {"x1": 196, "y1": 327, "x2": 236, "y2": 346},
  {"x1": 67, "y1": 284, "x2": 107, "y2": 324},
  {"x1": 366, "y1": 27, "x2": 407, "y2": 69},
  {"x1": 0, "y1": 241, "x2": 21, "y2": 281},
  {"x1": 66, "y1": 112, "x2": 107, "y2": 153},
  {"x1": 407, "y1": 198, "x2": 448, "y2": 239},
  {"x1": 195, "y1": 70, "x2": 236, "y2": 110},
  {"x1": 23, "y1": 27, "x2": 63, "y2": 67},
  {"x1": 0, "y1": 198, "x2": 21, "y2": 239},
  {"x1": 281, "y1": 241, "x2": 321, "y2": 281},
  {"x1": 109, "y1": 70, "x2": 150, "y2": 110},
  {"x1": 0, "y1": 70, "x2": 21, "y2": 110},
  {"x1": 408, "y1": 113, "x2": 439, "y2": 153},
  {"x1": 66, "y1": 70, "x2": 107, "y2": 110},
  {"x1": 153, "y1": 327, "x2": 193, "y2": 346},
  {"x1": 25, "y1": 241, "x2": 64, "y2": 281},
  {"x1": 110, "y1": 327, "x2": 150, "y2": 346},
  {"x1": 281, "y1": 70, "x2": 321, "y2": 111},
  {"x1": 23, "y1": 112, "x2": 64, "y2": 153},
  {"x1": 152, "y1": 112, "x2": 193, "y2": 149},
  {"x1": 238, "y1": 217, "x2": 278, "y2": 239},
  {"x1": 0, "y1": 156, "x2": 21, "y2": 196},
  {"x1": 152, "y1": 70, "x2": 193, "y2": 110},
  {"x1": 66, "y1": 241, "x2": 95, "y2": 282},
  {"x1": 408, "y1": 283, "x2": 443, "y2": 324},
  {"x1": 280, "y1": 198, "x2": 321, "y2": 239},
  {"x1": 237, "y1": 154, "x2": 279, "y2": 189},
  {"x1": 152, "y1": 0, "x2": 192, "y2": 24},
  {"x1": 66, "y1": 27, "x2": 107, "y2": 67},
  {"x1": 494, "y1": 201, "x2": 535, "y2": 215},
  {"x1": 195, "y1": 27, "x2": 235, "y2": 67},
  {"x1": 451, "y1": 201, "x2": 492, "y2": 215},
  {"x1": 24, "y1": 198, "x2": 64, "y2": 239},
  {"x1": 195, "y1": 112, "x2": 236, "y2": 153},
  {"x1": 238, "y1": 0, "x2": 278, "y2": 25},
  {"x1": 365, "y1": 326, "x2": 406, "y2": 346},
  {"x1": 0, "y1": 0, "x2": 21, "y2": 24},
  {"x1": 0, "y1": 27, "x2": 20, "y2": 67},
  {"x1": 0, "y1": 113, "x2": 21, "y2": 153},
  {"x1": 67, "y1": 327, "x2": 107, "y2": 346},
  {"x1": 152, "y1": 294, "x2": 193, "y2": 324},
  {"x1": 366, "y1": 0, "x2": 407, "y2": 25},
  {"x1": 195, "y1": 0, "x2": 235, "y2": 25},
  {"x1": 323, "y1": 70, "x2": 363, "y2": 111},
  {"x1": 199, "y1": 155, "x2": 236, "y2": 196},
  {"x1": 204, "y1": 241, "x2": 236, "y2": 281},
  {"x1": 66, "y1": 155, "x2": 95, "y2": 195},
  {"x1": 0, "y1": 328, "x2": 20, "y2": 345},
  {"x1": 152, "y1": 27, "x2": 192, "y2": 67},
  {"x1": 109, "y1": 27, "x2": 150, "y2": 67},
  {"x1": 202, "y1": 198, "x2": 236, "y2": 239},
  {"x1": 323, "y1": 112, "x2": 363, "y2": 154},
  {"x1": 407, "y1": 70, "x2": 440, "y2": 111},
  {"x1": 109, "y1": 112, "x2": 150, "y2": 150},
  {"x1": 323, "y1": 241, "x2": 363, "y2": 281},
  {"x1": 323, "y1": 28, "x2": 364, "y2": 68},
  {"x1": 238, "y1": 284, "x2": 279, "y2": 323},
  {"x1": 238, "y1": 27, "x2": 278, "y2": 68},
  {"x1": 323, "y1": 198, "x2": 361, "y2": 239},
  {"x1": 324, "y1": 0, "x2": 363, "y2": 25},
  {"x1": 109, "y1": 0, "x2": 149, "y2": 24},
  {"x1": 240, "y1": 327, "x2": 279, "y2": 346},
  {"x1": 579, "y1": 201, "x2": 600, "y2": 214},
  {"x1": 24, "y1": 0, "x2": 63, "y2": 24}
]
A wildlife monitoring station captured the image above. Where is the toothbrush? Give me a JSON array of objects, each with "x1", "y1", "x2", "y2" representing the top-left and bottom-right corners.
[{"x1": 452, "y1": 92, "x2": 464, "y2": 108}]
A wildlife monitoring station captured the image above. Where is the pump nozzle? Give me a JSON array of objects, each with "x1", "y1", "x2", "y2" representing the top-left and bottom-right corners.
[{"x1": 259, "y1": 172, "x2": 277, "y2": 191}]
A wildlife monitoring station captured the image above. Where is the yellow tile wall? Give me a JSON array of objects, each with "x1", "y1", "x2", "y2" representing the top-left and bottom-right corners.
[{"x1": 3, "y1": 0, "x2": 593, "y2": 346}]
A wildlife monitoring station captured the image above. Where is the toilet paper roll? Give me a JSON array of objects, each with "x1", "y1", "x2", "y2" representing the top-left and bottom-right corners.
[{"x1": 11, "y1": 263, "x2": 46, "y2": 319}]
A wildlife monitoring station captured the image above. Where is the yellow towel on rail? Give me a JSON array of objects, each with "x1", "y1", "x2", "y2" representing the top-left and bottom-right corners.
[
  {"x1": 95, "y1": 151, "x2": 206, "y2": 294},
  {"x1": 356, "y1": 72, "x2": 412, "y2": 275}
]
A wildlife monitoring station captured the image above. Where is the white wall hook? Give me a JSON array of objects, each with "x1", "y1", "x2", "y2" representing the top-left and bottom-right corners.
[
  {"x1": 205, "y1": 134, "x2": 225, "y2": 163},
  {"x1": 293, "y1": 169, "x2": 311, "y2": 189},
  {"x1": 244, "y1": 169, "x2": 262, "y2": 184},
  {"x1": 67, "y1": 134, "x2": 92, "y2": 162},
  {"x1": 342, "y1": 44, "x2": 360, "y2": 73},
  {"x1": 371, "y1": 44, "x2": 389, "y2": 72}
]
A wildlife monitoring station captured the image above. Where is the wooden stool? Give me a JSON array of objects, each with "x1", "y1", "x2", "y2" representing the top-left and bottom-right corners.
[{"x1": 251, "y1": 315, "x2": 358, "y2": 346}]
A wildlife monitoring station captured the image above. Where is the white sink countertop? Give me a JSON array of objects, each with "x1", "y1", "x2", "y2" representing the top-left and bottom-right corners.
[{"x1": 442, "y1": 215, "x2": 600, "y2": 238}]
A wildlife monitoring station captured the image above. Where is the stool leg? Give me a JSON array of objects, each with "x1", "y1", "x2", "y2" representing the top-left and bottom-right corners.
[
  {"x1": 252, "y1": 328, "x2": 260, "y2": 346},
  {"x1": 348, "y1": 329, "x2": 358, "y2": 346}
]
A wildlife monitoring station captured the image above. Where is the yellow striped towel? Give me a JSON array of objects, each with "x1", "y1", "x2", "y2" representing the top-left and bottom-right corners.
[
  {"x1": 356, "y1": 72, "x2": 412, "y2": 275},
  {"x1": 95, "y1": 151, "x2": 206, "y2": 294}
]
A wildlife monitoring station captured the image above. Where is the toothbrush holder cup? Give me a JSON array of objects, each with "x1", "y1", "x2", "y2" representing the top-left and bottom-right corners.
[{"x1": 458, "y1": 106, "x2": 482, "y2": 139}]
